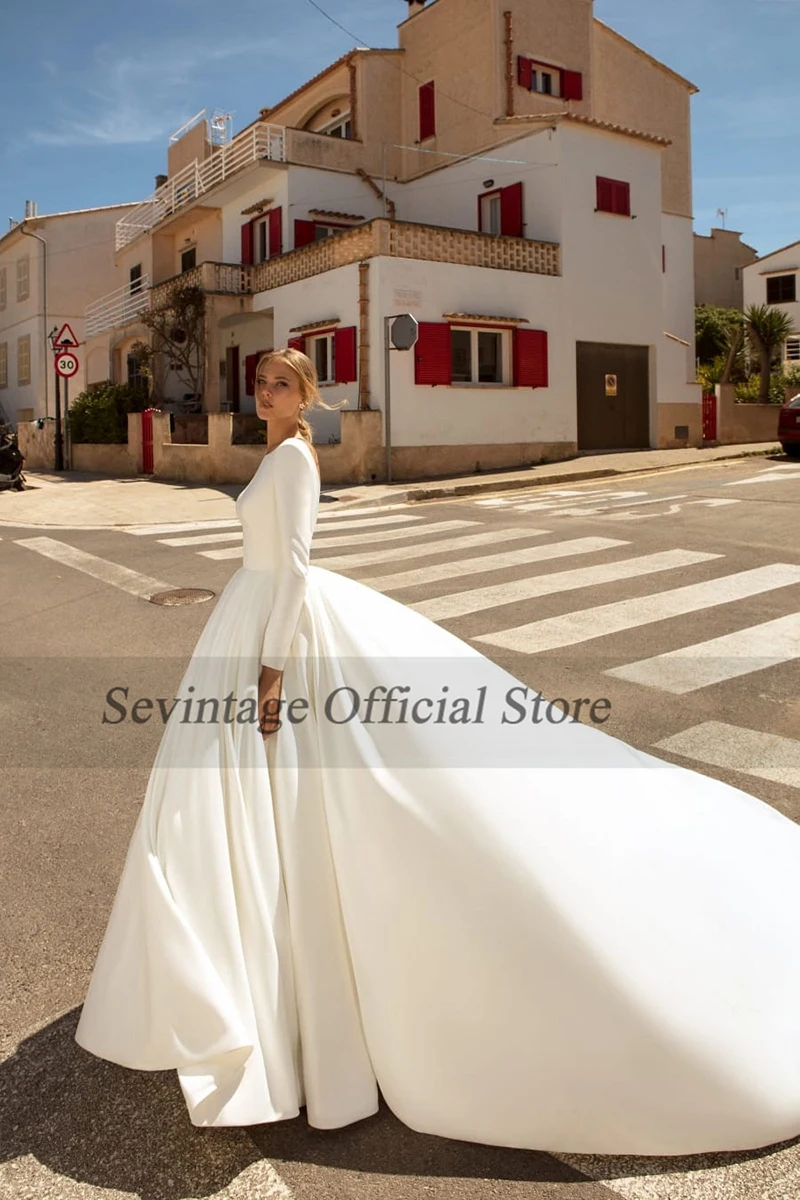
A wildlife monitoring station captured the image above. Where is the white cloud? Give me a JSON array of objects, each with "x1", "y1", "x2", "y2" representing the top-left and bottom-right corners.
[{"x1": 30, "y1": 34, "x2": 284, "y2": 147}]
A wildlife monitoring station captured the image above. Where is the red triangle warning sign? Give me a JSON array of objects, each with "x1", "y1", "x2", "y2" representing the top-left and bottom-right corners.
[{"x1": 54, "y1": 323, "x2": 78, "y2": 349}]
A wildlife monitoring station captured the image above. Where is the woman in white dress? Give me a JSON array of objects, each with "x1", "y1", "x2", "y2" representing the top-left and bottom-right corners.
[{"x1": 75, "y1": 348, "x2": 800, "y2": 1155}]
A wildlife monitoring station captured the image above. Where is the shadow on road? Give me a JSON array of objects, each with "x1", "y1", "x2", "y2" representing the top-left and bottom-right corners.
[{"x1": 2, "y1": 1009, "x2": 798, "y2": 1200}]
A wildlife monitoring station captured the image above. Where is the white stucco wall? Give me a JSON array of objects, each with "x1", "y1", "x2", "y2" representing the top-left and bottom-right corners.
[
  {"x1": 252, "y1": 262, "x2": 361, "y2": 442},
  {"x1": 220, "y1": 169, "x2": 289, "y2": 264},
  {"x1": 371, "y1": 257, "x2": 566, "y2": 447},
  {"x1": 287, "y1": 166, "x2": 383, "y2": 234},
  {"x1": 743, "y1": 246, "x2": 800, "y2": 360},
  {"x1": 390, "y1": 126, "x2": 563, "y2": 246}
]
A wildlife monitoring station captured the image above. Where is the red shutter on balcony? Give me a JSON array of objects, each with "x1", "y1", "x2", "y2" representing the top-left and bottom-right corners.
[
  {"x1": 294, "y1": 220, "x2": 316, "y2": 248},
  {"x1": 269, "y1": 207, "x2": 283, "y2": 256},
  {"x1": 419, "y1": 81, "x2": 436, "y2": 140},
  {"x1": 596, "y1": 176, "x2": 614, "y2": 213},
  {"x1": 513, "y1": 329, "x2": 548, "y2": 388},
  {"x1": 334, "y1": 326, "x2": 357, "y2": 383},
  {"x1": 500, "y1": 182, "x2": 523, "y2": 237},
  {"x1": 287, "y1": 336, "x2": 306, "y2": 353},
  {"x1": 241, "y1": 220, "x2": 254, "y2": 265},
  {"x1": 244, "y1": 353, "x2": 257, "y2": 396},
  {"x1": 414, "y1": 323, "x2": 451, "y2": 386},
  {"x1": 517, "y1": 56, "x2": 532, "y2": 89},
  {"x1": 561, "y1": 70, "x2": 583, "y2": 101},
  {"x1": 597, "y1": 176, "x2": 630, "y2": 216}
]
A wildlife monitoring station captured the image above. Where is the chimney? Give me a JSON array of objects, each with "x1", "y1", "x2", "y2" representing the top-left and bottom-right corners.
[
  {"x1": 24, "y1": 200, "x2": 38, "y2": 218},
  {"x1": 155, "y1": 173, "x2": 168, "y2": 190},
  {"x1": 407, "y1": 0, "x2": 426, "y2": 12}
]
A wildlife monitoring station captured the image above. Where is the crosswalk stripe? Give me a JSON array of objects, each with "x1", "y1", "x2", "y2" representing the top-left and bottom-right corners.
[
  {"x1": 305, "y1": 514, "x2": 423, "y2": 533},
  {"x1": 413, "y1": 549, "x2": 720, "y2": 622},
  {"x1": 654, "y1": 721, "x2": 800, "y2": 788},
  {"x1": 317, "y1": 503, "x2": 410, "y2": 519},
  {"x1": 14, "y1": 537, "x2": 172, "y2": 599},
  {"x1": 312, "y1": 519, "x2": 478, "y2": 549},
  {"x1": 160, "y1": 531, "x2": 244, "y2": 547},
  {"x1": 201, "y1": 519, "x2": 480, "y2": 561},
  {"x1": 311, "y1": 527, "x2": 548, "y2": 571},
  {"x1": 606, "y1": 612, "x2": 800, "y2": 694},
  {"x1": 514, "y1": 490, "x2": 649, "y2": 512},
  {"x1": 475, "y1": 563, "x2": 800, "y2": 654},
  {"x1": 160, "y1": 511, "x2": 422, "y2": 547},
  {"x1": 125, "y1": 519, "x2": 242, "y2": 536},
  {"x1": 360, "y1": 537, "x2": 629, "y2": 591}
]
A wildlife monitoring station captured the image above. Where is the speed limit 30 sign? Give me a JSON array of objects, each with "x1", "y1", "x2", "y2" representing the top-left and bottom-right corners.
[{"x1": 55, "y1": 351, "x2": 80, "y2": 378}]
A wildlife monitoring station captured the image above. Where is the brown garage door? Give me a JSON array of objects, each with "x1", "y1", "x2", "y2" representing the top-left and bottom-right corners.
[{"x1": 576, "y1": 342, "x2": 650, "y2": 451}]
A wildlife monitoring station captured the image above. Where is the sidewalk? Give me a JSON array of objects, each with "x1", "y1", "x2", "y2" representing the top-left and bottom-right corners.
[{"x1": 0, "y1": 442, "x2": 780, "y2": 529}]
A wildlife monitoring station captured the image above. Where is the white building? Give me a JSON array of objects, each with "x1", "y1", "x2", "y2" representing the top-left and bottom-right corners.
[
  {"x1": 0, "y1": 203, "x2": 138, "y2": 426},
  {"x1": 743, "y1": 242, "x2": 800, "y2": 367},
  {"x1": 81, "y1": 0, "x2": 703, "y2": 478}
]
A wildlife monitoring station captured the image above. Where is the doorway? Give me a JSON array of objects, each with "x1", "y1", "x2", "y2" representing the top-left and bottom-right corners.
[{"x1": 576, "y1": 342, "x2": 650, "y2": 451}]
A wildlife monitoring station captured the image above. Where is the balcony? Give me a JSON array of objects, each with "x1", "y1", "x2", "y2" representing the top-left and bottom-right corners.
[
  {"x1": 115, "y1": 122, "x2": 286, "y2": 250},
  {"x1": 96, "y1": 220, "x2": 560, "y2": 333},
  {"x1": 85, "y1": 275, "x2": 151, "y2": 338}
]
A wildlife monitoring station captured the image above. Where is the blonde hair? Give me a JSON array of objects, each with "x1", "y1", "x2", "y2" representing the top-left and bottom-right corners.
[{"x1": 256, "y1": 347, "x2": 348, "y2": 446}]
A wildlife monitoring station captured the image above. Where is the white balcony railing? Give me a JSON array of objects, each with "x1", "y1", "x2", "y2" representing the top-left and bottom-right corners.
[
  {"x1": 85, "y1": 275, "x2": 152, "y2": 338},
  {"x1": 115, "y1": 122, "x2": 286, "y2": 250}
]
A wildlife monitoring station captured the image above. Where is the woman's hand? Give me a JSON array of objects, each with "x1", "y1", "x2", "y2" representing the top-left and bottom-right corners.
[{"x1": 258, "y1": 665, "x2": 284, "y2": 740}]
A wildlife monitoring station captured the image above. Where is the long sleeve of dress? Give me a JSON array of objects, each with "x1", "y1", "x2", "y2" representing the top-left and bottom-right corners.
[{"x1": 260, "y1": 442, "x2": 317, "y2": 670}]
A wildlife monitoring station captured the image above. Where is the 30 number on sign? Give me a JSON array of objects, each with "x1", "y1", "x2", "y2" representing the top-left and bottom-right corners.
[{"x1": 55, "y1": 352, "x2": 80, "y2": 378}]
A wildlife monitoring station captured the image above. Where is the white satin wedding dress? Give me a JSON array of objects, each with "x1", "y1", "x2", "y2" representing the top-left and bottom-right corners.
[{"x1": 75, "y1": 435, "x2": 800, "y2": 1155}]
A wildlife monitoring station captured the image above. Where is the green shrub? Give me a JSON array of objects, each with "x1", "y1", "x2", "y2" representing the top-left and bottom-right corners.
[
  {"x1": 779, "y1": 363, "x2": 800, "y2": 388},
  {"x1": 734, "y1": 374, "x2": 786, "y2": 405},
  {"x1": 68, "y1": 381, "x2": 150, "y2": 444}
]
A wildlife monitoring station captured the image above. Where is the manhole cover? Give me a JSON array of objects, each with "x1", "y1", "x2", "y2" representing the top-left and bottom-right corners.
[{"x1": 149, "y1": 588, "x2": 216, "y2": 606}]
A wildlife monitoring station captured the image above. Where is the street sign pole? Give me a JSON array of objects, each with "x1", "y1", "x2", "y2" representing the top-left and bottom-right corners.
[
  {"x1": 53, "y1": 354, "x2": 63, "y2": 471},
  {"x1": 64, "y1": 375, "x2": 70, "y2": 470},
  {"x1": 382, "y1": 313, "x2": 419, "y2": 485}
]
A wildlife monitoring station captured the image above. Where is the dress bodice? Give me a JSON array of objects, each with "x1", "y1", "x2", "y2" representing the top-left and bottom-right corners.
[{"x1": 235, "y1": 436, "x2": 320, "y2": 574}]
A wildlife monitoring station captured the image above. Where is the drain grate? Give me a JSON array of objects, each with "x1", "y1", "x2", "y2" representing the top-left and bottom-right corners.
[{"x1": 149, "y1": 588, "x2": 216, "y2": 606}]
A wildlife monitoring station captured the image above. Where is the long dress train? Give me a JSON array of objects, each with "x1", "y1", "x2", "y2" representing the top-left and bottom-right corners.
[{"x1": 75, "y1": 435, "x2": 800, "y2": 1155}]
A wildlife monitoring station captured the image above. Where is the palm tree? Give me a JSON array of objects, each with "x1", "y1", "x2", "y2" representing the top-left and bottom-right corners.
[{"x1": 744, "y1": 304, "x2": 796, "y2": 402}]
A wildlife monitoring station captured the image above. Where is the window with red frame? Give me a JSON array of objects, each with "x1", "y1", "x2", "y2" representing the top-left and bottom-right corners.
[{"x1": 596, "y1": 176, "x2": 631, "y2": 217}]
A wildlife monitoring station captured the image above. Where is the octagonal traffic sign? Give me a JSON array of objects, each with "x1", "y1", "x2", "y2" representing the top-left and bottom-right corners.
[{"x1": 55, "y1": 351, "x2": 80, "y2": 378}]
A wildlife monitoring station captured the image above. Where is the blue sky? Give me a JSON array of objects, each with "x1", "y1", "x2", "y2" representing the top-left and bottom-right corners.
[{"x1": 2, "y1": 0, "x2": 797, "y2": 257}]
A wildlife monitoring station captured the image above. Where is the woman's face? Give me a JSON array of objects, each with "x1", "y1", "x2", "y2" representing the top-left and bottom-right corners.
[{"x1": 254, "y1": 359, "x2": 304, "y2": 423}]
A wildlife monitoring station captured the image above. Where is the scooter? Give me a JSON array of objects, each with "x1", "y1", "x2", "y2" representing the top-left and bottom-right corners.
[{"x1": 0, "y1": 429, "x2": 26, "y2": 491}]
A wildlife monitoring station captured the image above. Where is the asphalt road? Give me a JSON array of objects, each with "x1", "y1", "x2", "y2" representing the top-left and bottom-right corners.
[{"x1": 2, "y1": 455, "x2": 799, "y2": 1200}]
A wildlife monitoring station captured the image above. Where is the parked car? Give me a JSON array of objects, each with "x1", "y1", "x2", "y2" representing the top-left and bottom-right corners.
[{"x1": 778, "y1": 393, "x2": 800, "y2": 457}]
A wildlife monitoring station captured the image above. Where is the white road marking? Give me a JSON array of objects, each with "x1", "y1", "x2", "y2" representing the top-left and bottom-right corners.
[
  {"x1": 723, "y1": 466, "x2": 800, "y2": 486},
  {"x1": 305, "y1": 513, "x2": 423, "y2": 533},
  {"x1": 160, "y1": 531, "x2": 243, "y2": 547},
  {"x1": 654, "y1": 721, "x2": 800, "y2": 789},
  {"x1": 201, "y1": 519, "x2": 480, "y2": 560},
  {"x1": 476, "y1": 564, "x2": 800, "y2": 654},
  {"x1": 312, "y1": 527, "x2": 548, "y2": 571},
  {"x1": 125, "y1": 519, "x2": 242, "y2": 536},
  {"x1": 317, "y1": 503, "x2": 410, "y2": 519},
  {"x1": 607, "y1": 612, "x2": 800, "y2": 693},
  {"x1": 360, "y1": 537, "x2": 629, "y2": 591},
  {"x1": 413, "y1": 549, "x2": 720, "y2": 621},
  {"x1": 513, "y1": 490, "x2": 649, "y2": 512},
  {"x1": 14, "y1": 537, "x2": 172, "y2": 599}
]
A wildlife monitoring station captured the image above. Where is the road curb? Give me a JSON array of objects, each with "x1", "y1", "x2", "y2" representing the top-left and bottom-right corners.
[{"x1": 324, "y1": 446, "x2": 780, "y2": 508}]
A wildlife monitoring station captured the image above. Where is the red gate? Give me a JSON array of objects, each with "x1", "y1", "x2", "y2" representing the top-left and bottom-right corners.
[
  {"x1": 702, "y1": 391, "x2": 717, "y2": 442},
  {"x1": 142, "y1": 407, "x2": 155, "y2": 474}
]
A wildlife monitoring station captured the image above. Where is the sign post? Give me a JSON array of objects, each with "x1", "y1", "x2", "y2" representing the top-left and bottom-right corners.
[
  {"x1": 55, "y1": 351, "x2": 80, "y2": 471},
  {"x1": 383, "y1": 313, "x2": 419, "y2": 484}
]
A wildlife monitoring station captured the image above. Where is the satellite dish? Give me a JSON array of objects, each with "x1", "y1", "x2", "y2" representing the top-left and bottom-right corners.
[{"x1": 390, "y1": 313, "x2": 419, "y2": 351}]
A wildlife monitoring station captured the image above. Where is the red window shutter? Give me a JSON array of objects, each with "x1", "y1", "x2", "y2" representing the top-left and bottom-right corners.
[
  {"x1": 294, "y1": 220, "x2": 316, "y2": 248},
  {"x1": 419, "y1": 81, "x2": 435, "y2": 140},
  {"x1": 517, "y1": 56, "x2": 533, "y2": 89},
  {"x1": 414, "y1": 323, "x2": 451, "y2": 386},
  {"x1": 613, "y1": 180, "x2": 631, "y2": 217},
  {"x1": 500, "y1": 182, "x2": 523, "y2": 237},
  {"x1": 287, "y1": 336, "x2": 306, "y2": 353},
  {"x1": 334, "y1": 326, "x2": 357, "y2": 383},
  {"x1": 241, "y1": 220, "x2": 254, "y2": 265},
  {"x1": 513, "y1": 329, "x2": 548, "y2": 388},
  {"x1": 244, "y1": 353, "x2": 258, "y2": 396},
  {"x1": 561, "y1": 70, "x2": 583, "y2": 101},
  {"x1": 662, "y1": 244, "x2": 666, "y2": 273},
  {"x1": 596, "y1": 176, "x2": 614, "y2": 213},
  {"x1": 269, "y1": 207, "x2": 283, "y2": 256}
]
